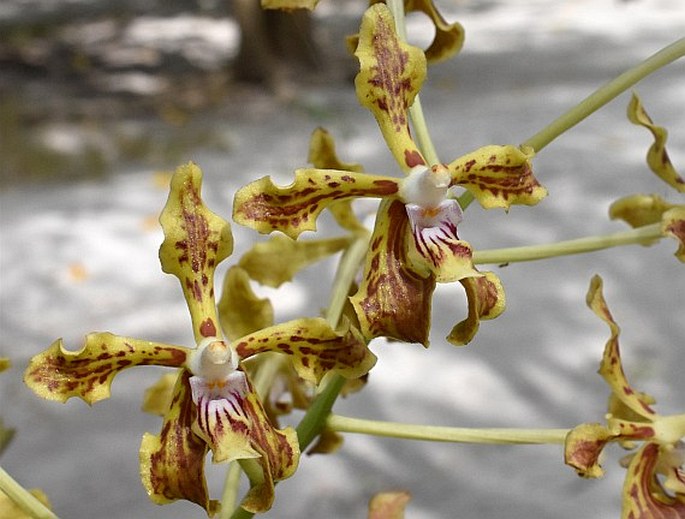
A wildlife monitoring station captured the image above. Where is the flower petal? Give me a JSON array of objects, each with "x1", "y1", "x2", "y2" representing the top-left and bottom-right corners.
[
  {"x1": 564, "y1": 422, "x2": 616, "y2": 479},
  {"x1": 662, "y1": 206, "x2": 685, "y2": 262},
  {"x1": 159, "y1": 162, "x2": 233, "y2": 342},
  {"x1": 621, "y1": 443, "x2": 685, "y2": 519},
  {"x1": 308, "y1": 127, "x2": 368, "y2": 233},
  {"x1": 189, "y1": 370, "x2": 299, "y2": 513},
  {"x1": 354, "y1": 3, "x2": 427, "y2": 171},
  {"x1": 218, "y1": 266, "x2": 274, "y2": 341},
  {"x1": 24, "y1": 333, "x2": 189, "y2": 404},
  {"x1": 232, "y1": 317, "x2": 375, "y2": 384},
  {"x1": 308, "y1": 127, "x2": 364, "y2": 173},
  {"x1": 448, "y1": 145, "x2": 546, "y2": 209},
  {"x1": 446, "y1": 271, "x2": 505, "y2": 346},
  {"x1": 238, "y1": 234, "x2": 352, "y2": 288},
  {"x1": 586, "y1": 276, "x2": 656, "y2": 420},
  {"x1": 405, "y1": 199, "x2": 479, "y2": 283},
  {"x1": 142, "y1": 372, "x2": 180, "y2": 416},
  {"x1": 627, "y1": 92, "x2": 685, "y2": 192},
  {"x1": 609, "y1": 194, "x2": 677, "y2": 229},
  {"x1": 406, "y1": 0, "x2": 464, "y2": 64},
  {"x1": 140, "y1": 370, "x2": 217, "y2": 515},
  {"x1": 350, "y1": 199, "x2": 436, "y2": 346},
  {"x1": 233, "y1": 168, "x2": 400, "y2": 239},
  {"x1": 368, "y1": 490, "x2": 411, "y2": 519}
]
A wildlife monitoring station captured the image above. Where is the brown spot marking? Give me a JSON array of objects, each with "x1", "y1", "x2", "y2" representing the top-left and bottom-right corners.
[
  {"x1": 405, "y1": 149, "x2": 425, "y2": 168},
  {"x1": 200, "y1": 318, "x2": 217, "y2": 338}
]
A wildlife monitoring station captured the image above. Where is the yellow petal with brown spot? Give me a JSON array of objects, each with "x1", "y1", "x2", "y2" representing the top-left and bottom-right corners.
[
  {"x1": 24, "y1": 333, "x2": 189, "y2": 405},
  {"x1": 351, "y1": 199, "x2": 436, "y2": 347},
  {"x1": 233, "y1": 168, "x2": 399, "y2": 239},
  {"x1": 140, "y1": 370, "x2": 217, "y2": 515},
  {"x1": 159, "y1": 162, "x2": 233, "y2": 342},
  {"x1": 448, "y1": 145, "x2": 546, "y2": 209},
  {"x1": 354, "y1": 4, "x2": 427, "y2": 172},
  {"x1": 231, "y1": 317, "x2": 375, "y2": 384},
  {"x1": 447, "y1": 271, "x2": 505, "y2": 346}
]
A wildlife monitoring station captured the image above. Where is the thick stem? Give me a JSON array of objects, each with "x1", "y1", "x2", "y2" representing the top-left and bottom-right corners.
[
  {"x1": 328, "y1": 415, "x2": 569, "y2": 445},
  {"x1": 473, "y1": 223, "x2": 662, "y2": 265},
  {"x1": 0, "y1": 466, "x2": 58, "y2": 519},
  {"x1": 522, "y1": 38, "x2": 685, "y2": 152}
]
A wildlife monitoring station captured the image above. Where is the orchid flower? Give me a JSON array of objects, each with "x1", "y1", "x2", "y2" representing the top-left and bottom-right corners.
[
  {"x1": 233, "y1": 4, "x2": 546, "y2": 346},
  {"x1": 608, "y1": 92, "x2": 685, "y2": 262},
  {"x1": 24, "y1": 163, "x2": 375, "y2": 515},
  {"x1": 565, "y1": 275, "x2": 685, "y2": 519}
]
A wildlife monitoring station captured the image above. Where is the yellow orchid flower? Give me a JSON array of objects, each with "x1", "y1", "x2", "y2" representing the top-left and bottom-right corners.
[
  {"x1": 24, "y1": 163, "x2": 375, "y2": 515},
  {"x1": 234, "y1": 4, "x2": 545, "y2": 346},
  {"x1": 565, "y1": 276, "x2": 685, "y2": 519}
]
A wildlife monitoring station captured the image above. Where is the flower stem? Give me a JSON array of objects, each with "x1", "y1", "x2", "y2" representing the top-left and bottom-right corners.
[
  {"x1": 218, "y1": 463, "x2": 242, "y2": 519},
  {"x1": 521, "y1": 38, "x2": 685, "y2": 152},
  {"x1": 473, "y1": 223, "x2": 662, "y2": 265},
  {"x1": 0, "y1": 466, "x2": 58, "y2": 519},
  {"x1": 327, "y1": 415, "x2": 569, "y2": 445},
  {"x1": 388, "y1": 0, "x2": 441, "y2": 166}
]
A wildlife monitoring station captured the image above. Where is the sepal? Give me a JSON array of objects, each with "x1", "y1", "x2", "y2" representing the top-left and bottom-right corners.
[
  {"x1": 231, "y1": 318, "x2": 376, "y2": 383},
  {"x1": 140, "y1": 370, "x2": 217, "y2": 515},
  {"x1": 159, "y1": 162, "x2": 233, "y2": 341},
  {"x1": 233, "y1": 168, "x2": 399, "y2": 239},
  {"x1": 354, "y1": 3, "x2": 427, "y2": 171},
  {"x1": 447, "y1": 272, "x2": 505, "y2": 346},
  {"x1": 448, "y1": 145, "x2": 546, "y2": 209},
  {"x1": 24, "y1": 334, "x2": 189, "y2": 404},
  {"x1": 627, "y1": 92, "x2": 685, "y2": 192}
]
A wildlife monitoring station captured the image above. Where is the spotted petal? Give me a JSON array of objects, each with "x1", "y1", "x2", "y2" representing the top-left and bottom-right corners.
[
  {"x1": 351, "y1": 199, "x2": 436, "y2": 346},
  {"x1": 621, "y1": 443, "x2": 685, "y2": 519},
  {"x1": 189, "y1": 370, "x2": 299, "y2": 513},
  {"x1": 447, "y1": 271, "x2": 505, "y2": 346},
  {"x1": 405, "y1": 199, "x2": 478, "y2": 282},
  {"x1": 140, "y1": 370, "x2": 216, "y2": 515},
  {"x1": 628, "y1": 92, "x2": 685, "y2": 192},
  {"x1": 448, "y1": 145, "x2": 546, "y2": 209},
  {"x1": 233, "y1": 168, "x2": 399, "y2": 239},
  {"x1": 354, "y1": 3, "x2": 427, "y2": 171},
  {"x1": 159, "y1": 163, "x2": 233, "y2": 342},
  {"x1": 232, "y1": 317, "x2": 375, "y2": 383},
  {"x1": 24, "y1": 333, "x2": 189, "y2": 404},
  {"x1": 564, "y1": 422, "x2": 616, "y2": 479},
  {"x1": 586, "y1": 276, "x2": 656, "y2": 420}
]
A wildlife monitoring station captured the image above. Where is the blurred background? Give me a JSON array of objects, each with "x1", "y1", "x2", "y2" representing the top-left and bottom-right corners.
[{"x1": 1, "y1": 1, "x2": 684, "y2": 518}]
